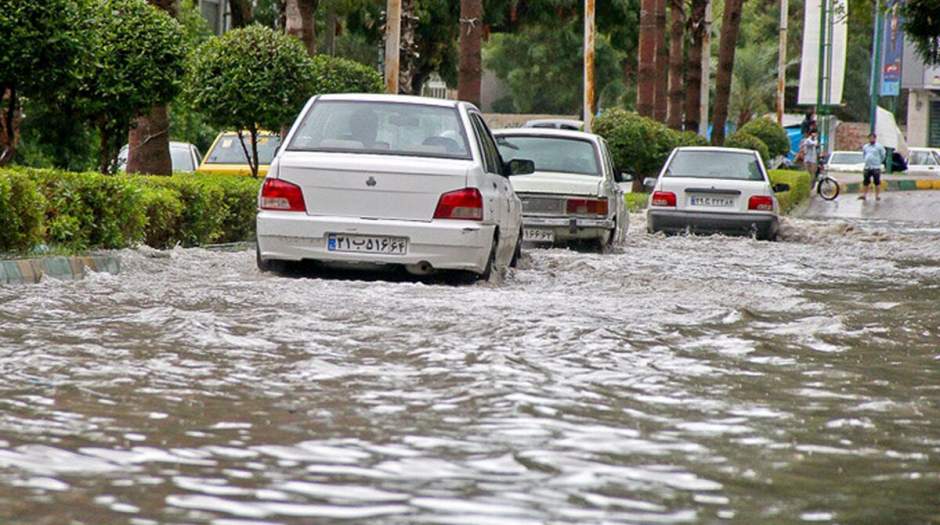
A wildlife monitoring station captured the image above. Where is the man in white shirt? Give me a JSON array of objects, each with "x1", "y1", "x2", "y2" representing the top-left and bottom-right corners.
[{"x1": 860, "y1": 133, "x2": 886, "y2": 201}]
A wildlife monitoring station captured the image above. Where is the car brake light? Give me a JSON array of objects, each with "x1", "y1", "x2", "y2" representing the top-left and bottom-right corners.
[
  {"x1": 260, "y1": 178, "x2": 306, "y2": 212},
  {"x1": 748, "y1": 195, "x2": 774, "y2": 211},
  {"x1": 434, "y1": 188, "x2": 483, "y2": 220},
  {"x1": 650, "y1": 191, "x2": 676, "y2": 207},
  {"x1": 566, "y1": 198, "x2": 608, "y2": 215}
]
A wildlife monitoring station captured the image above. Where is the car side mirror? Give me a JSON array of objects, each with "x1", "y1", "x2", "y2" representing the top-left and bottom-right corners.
[
  {"x1": 505, "y1": 158, "x2": 535, "y2": 176},
  {"x1": 773, "y1": 183, "x2": 790, "y2": 193},
  {"x1": 642, "y1": 177, "x2": 658, "y2": 191},
  {"x1": 613, "y1": 169, "x2": 634, "y2": 183}
]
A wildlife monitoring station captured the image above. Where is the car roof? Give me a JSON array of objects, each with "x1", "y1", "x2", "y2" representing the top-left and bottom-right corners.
[
  {"x1": 674, "y1": 146, "x2": 759, "y2": 155},
  {"x1": 493, "y1": 128, "x2": 599, "y2": 142},
  {"x1": 523, "y1": 118, "x2": 583, "y2": 127},
  {"x1": 316, "y1": 93, "x2": 465, "y2": 109}
]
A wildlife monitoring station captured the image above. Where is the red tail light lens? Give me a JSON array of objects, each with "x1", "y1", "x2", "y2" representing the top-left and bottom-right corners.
[
  {"x1": 434, "y1": 188, "x2": 483, "y2": 220},
  {"x1": 260, "y1": 178, "x2": 306, "y2": 212},
  {"x1": 651, "y1": 191, "x2": 677, "y2": 207},
  {"x1": 748, "y1": 195, "x2": 774, "y2": 211},
  {"x1": 566, "y1": 198, "x2": 609, "y2": 215}
]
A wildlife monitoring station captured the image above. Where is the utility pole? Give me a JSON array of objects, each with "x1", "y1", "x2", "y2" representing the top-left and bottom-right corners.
[
  {"x1": 384, "y1": 0, "x2": 402, "y2": 94},
  {"x1": 776, "y1": 0, "x2": 788, "y2": 126},
  {"x1": 584, "y1": 0, "x2": 596, "y2": 132},
  {"x1": 699, "y1": 0, "x2": 712, "y2": 137},
  {"x1": 869, "y1": 0, "x2": 883, "y2": 135},
  {"x1": 815, "y1": 0, "x2": 833, "y2": 152}
]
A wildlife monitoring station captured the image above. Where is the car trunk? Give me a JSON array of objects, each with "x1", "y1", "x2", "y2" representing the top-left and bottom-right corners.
[
  {"x1": 277, "y1": 152, "x2": 471, "y2": 221},
  {"x1": 658, "y1": 177, "x2": 771, "y2": 214}
]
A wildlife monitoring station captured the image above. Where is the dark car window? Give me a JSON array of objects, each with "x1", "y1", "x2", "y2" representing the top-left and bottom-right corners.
[
  {"x1": 665, "y1": 150, "x2": 765, "y2": 181},
  {"x1": 470, "y1": 113, "x2": 501, "y2": 174},
  {"x1": 497, "y1": 136, "x2": 601, "y2": 176}
]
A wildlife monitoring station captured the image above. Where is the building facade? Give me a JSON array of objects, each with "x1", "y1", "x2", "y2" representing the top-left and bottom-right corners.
[{"x1": 902, "y1": 43, "x2": 940, "y2": 147}]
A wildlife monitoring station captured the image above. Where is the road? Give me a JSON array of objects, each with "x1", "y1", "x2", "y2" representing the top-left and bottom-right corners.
[
  {"x1": 800, "y1": 190, "x2": 940, "y2": 224},
  {"x1": 1, "y1": 213, "x2": 939, "y2": 524}
]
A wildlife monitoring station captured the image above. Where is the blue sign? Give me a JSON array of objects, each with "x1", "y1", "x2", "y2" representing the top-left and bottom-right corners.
[{"x1": 880, "y1": 1, "x2": 904, "y2": 96}]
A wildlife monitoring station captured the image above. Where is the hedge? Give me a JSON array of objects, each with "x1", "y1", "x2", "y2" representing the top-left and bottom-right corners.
[
  {"x1": 0, "y1": 167, "x2": 261, "y2": 254},
  {"x1": 769, "y1": 169, "x2": 811, "y2": 215},
  {"x1": 725, "y1": 131, "x2": 770, "y2": 164}
]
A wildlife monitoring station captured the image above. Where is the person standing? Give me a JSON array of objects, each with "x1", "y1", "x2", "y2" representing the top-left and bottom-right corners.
[
  {"x1": 800, "y1": 130, "x2": 820, "y2": 179},
  {"x1": 860, "y1": 133, "x2": 887, "y2": 201}
]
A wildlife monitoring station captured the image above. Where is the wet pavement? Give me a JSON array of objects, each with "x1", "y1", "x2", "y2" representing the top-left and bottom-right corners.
[
  {"x1": 801, "y1": 190, "x2": 940, "y2": 224},
  {"x1": 1, "y1": 213, "x2": 940, "y2": 524}
]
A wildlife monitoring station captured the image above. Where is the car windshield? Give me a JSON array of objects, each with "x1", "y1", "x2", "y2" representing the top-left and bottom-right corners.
[
  {"x1": 288, "y1": 100, "x2": 471, "y2": 160},
  {"x1": 496, "y1": 136, "x2": 600, "y2": 176},
  {"x1": 205, "y1": 134, "x2": 280, "y2": 165},
  {"x1": 829, "y1": 152, "x2": 864, "y2": 165},
  {"x1": 664, "y1": 150, "x2": 764, "y2": 181},
  {"x1": 170, "y1": 145, "x2": 195, "y2": 171}
]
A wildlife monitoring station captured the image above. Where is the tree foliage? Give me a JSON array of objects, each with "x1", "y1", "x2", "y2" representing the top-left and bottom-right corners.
[
  {"x1": 724, "y1": 131, "x2": 770, "y2": 163},
  {"x1": 738, "y1": 117, "x2": 790, "y2": 159},
  {"x1": 902, "y1": 0, "x2": 940, "y2": 64},
  {"x1": 594, "y1": 108, "x2": 696, "y2": 180},
  {"x1": 310, "y1": 55, "x2": 384, "y2": 95},
  {"x1": 185, "y1": 25, "x2": 315, "y2": 176}
]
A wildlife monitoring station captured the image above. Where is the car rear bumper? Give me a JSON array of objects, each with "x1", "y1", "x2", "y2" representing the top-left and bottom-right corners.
[
  {"x1": 257, "y1": 212, "x2": 494, "y2": 273},
  {"x1": 647, "y1": 209, "x2": 778, "y2": 238},
  {"x1": 523, "y1": 215, "x2": 614, "y2": 241}
]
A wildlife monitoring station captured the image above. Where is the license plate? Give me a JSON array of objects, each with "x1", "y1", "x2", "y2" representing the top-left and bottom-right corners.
[
  {"x1": 689, "y1": 195, "x2": 735, "y2": 208},
  {"x1": 523, "y1": 229, "x2": 555, "y2": 243},
  {"x1": 327, "y1": 234, "x2": 407, "y2": 255}
]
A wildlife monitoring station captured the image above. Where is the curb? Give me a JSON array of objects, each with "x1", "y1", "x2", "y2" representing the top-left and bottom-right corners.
[
  {"x1": 0, "y1": 255, "x2": 120, "y2": 285},
  {"x1": 840, "y1": 178, "x2": 940, "y2": 194}
]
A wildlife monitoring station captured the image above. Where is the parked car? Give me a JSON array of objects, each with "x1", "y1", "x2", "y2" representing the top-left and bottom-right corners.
[
  {"x1": 116, "y1": 141, "x2": 202, "y2": 173},
  {"x1": 493, "y1": 128, "x2": 628, "y2": 252},
  {"x1": 196, "y1": 131, "x2": 281, "y2": 177},
  {"x1": 906, "y1": 147, "x2": 940, "y2": 176},
  {"x1": 522, "y1": 119, "x2": 583, "y2": 131},
  {"x1": 256, "y1": 94, "x2": 530, "y2": 281},
  {"x1": 825, "y1": 151, "x2": 865, "y2": 174},
  {"x1": 645, "y1": 147, "x2": 788, "y2": 241}
]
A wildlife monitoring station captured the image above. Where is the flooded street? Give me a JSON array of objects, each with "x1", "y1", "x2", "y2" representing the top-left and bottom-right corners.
[{"x1": 1, "y1": 213, "x2": 939, "y2": 524}]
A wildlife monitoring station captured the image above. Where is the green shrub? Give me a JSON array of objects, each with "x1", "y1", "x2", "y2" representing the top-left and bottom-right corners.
[
  {"x1": 769, "y1": 169, "x2": 811, "y2": 215},
  {"x1": 625, "y1": 192, "x2": 648, "y2": 212},
  {"x1": 674, "y1": 130, "x2": 709, "y2": 148},
  {"x1": 725, "y1": 131, "x2": 770, "y2": 164},
  {"x1": 593, "y1": 108, "x2": 676, "y2": 177},
  {"x1": 138, "y1": 185, "x2": 184, "y2": 248},
  {"x1": 0, "y1": 171, "x2": 45, "y2": 253},
  {"x1": 310, "y1": 55, "x2": 383, "y2": 95},
  {"x1": 739, "y1": 117, "x2": 791, "y2": 158}
]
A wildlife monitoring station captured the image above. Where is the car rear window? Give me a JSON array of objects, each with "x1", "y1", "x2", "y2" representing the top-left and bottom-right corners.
[
  {"x1": 287, "y1": 100, "x2": 471, "y2": 160},
  {"x1": 665, "y1": 150, "x2": 764, "y2": 181},
  {"x1": 829, "y1": 152, "x2": 863, "y2": 165},
  {"x1": 496, "y1": 136, "x2": 600, "y2": 176},
  {"x1": 206, "y1": 134, "x2": 280, "y2": 165}
]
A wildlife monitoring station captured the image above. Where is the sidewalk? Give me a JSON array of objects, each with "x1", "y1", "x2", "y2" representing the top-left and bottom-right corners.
[{"x1": 828, "y1": 171, "x2": 940, "y2": 193}]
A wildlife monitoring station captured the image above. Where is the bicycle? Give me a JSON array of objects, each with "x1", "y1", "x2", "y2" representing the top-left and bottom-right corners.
[{"x1": 813, "y1": 156, "x2": 840, "y2": 200}]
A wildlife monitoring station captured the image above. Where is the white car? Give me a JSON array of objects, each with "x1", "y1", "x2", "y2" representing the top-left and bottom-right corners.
[
  {"x1": 116, "y1": 141, "x2": 202, "y2": 172},
  {"x1": 646, "y1": 147, "x2": 788, "y2": 241},
  {"x1": 825, "y1": 150, "x2": 865, "y2": 174},
  {"x1": 522, "y1": 119, "x2": 583, "y2": 131},
  {"x1": 493, "y1": 128, "x2": 628, "y2": 251},
  {"x1": 256, "y1": 94, "x2": 529, "y2": 281},
  {"x1": 906, "y1": 147, "x2": 940, "y2": 176}
]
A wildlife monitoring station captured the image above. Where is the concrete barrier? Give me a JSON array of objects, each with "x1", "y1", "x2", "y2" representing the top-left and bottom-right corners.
[{"x1": 0, "y1": 255, "x2": 120, "y2": 285}]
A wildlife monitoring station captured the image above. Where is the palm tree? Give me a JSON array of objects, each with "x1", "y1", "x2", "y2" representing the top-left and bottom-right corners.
[
  {"x1": 730, "y1": 45, "x2": 776, "y2": 128},
  {"x1": 653, "y1": 0, "x2": 668, "y2": 121},
  {"x1": 684, "y1": 0, "x2": 708, "y2": 133},
  {"x1": 458, "y1": 0, "x2": 483, "y2": 106},
  {"x1": 637, "y1": 0, "x2": 657, "y2": 117},
  {"x1": 286, "y1": 0, "x2": 319, "y2": 56},
  {"x1": 666, "y1": 0, "x2": 685, "y2": 129},
  {"x1": 710, "y1": 0, "x2": 743, "y2": 145}
]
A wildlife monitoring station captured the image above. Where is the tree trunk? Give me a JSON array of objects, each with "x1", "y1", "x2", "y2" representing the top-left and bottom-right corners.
[
  {"x1": 99, "y1": 123, "x2": 112, "y2": 175},
  {"x1": 666, "y1": 0, "x2": 685, "y2": 129},
  {"x1": 228, "y1": 0, "x2": 253, "y2": 27},
  {"x1": 0, "y1": 88, "x2": 20, "y2": 167},
  {"x1": 398, "y1": 0, "x2": 419, "y2": 95},
  {"x1": 458, "y1": 0, "x2": 483, "y2": 106},
  {"x1": 127, "y1": 0, "x2": 177, "y2": 176},
  {"x1": 285, "y1": 0, "x2": 318, "y2": 56},
  {"x1": 652, "y1": 0, "x2": 668, "y2": 122},
  {"x1": 711, "y1": 0, "x2": 743, "y2": 145},
  {"x1": 684, "y1": 0, "x2": 707, "y2": 133},
  {"x1": 637, "y1": 0, "x2": 657, "y2": 117},
  {"x1": 325, "y1": 6, "x2": 337, "y2": 55}
]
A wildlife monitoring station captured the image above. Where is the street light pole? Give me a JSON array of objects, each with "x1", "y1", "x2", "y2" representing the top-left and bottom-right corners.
[
  {"x1": 869, "y1": 0, "x2": 883, "y2": 135},
  {"x1": 384, "y1": 0, "x2": 401, "y2": 94},
  {"x1": 583, "y1": 0, "x2": 596, "y2": 132},
  {"x1": 776, "y1": 0, "x2": 788, "y2": 126}
]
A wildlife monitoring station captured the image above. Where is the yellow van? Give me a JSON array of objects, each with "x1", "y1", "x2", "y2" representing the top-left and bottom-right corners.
[{"x1": 196, "y1": 131, "x2": 281, "y2": 176}]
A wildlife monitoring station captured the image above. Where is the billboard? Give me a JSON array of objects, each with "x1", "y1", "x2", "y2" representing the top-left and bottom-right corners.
[
  {"x1": 798, "y1": 0, "x2": 849, "y2": 105},
  {"x1": 880, "y1": 0, "x2": 904, "y2": 96}
]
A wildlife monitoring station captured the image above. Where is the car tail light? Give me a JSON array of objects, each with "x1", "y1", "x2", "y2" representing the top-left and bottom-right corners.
[
  {"x1": 748, "y1": 195, "x2": 774, "y2": 211},
  {"x1": 566, "y1": 198, "x2": 608, "y2": 215},
  {"x1": 650, "y1": 191, "x2": 676, "y2": 207},
  {"x1": 260, "y1": 178, "x2": 306, "y2": 212},
  {"x1": 434, "y1": 188, "x2": 483, "y2": 220}
]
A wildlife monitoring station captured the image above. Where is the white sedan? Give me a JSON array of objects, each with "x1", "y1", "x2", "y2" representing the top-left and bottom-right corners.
[
  {"x1": 825, "y1": 151, "x2": 865, "y2": 174},
  {"x1": 256, "y1": 94, "x2": 528, "y2": 281},
  {"x1": 493, "y1": 128, "x2": 628, "y2": 252},
  {"x1": 906, "y1": 147, "x2": 940, "y2": 176},
  {"x1": 646, "y1": 147, "x2": 788, "y2": 241}
]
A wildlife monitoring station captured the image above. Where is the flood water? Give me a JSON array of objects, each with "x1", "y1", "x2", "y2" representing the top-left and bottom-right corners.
[{"x1": 1, "y1": 214, "x2": 939, "y2": 524}]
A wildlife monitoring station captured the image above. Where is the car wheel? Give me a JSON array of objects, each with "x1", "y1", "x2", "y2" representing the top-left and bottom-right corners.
[
  {"x1": 256, "y1": 244, "x2": 286, "y2": 273},
  {"x1": 509, "y1": 228, "x2": 522, "y2": 268}
]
